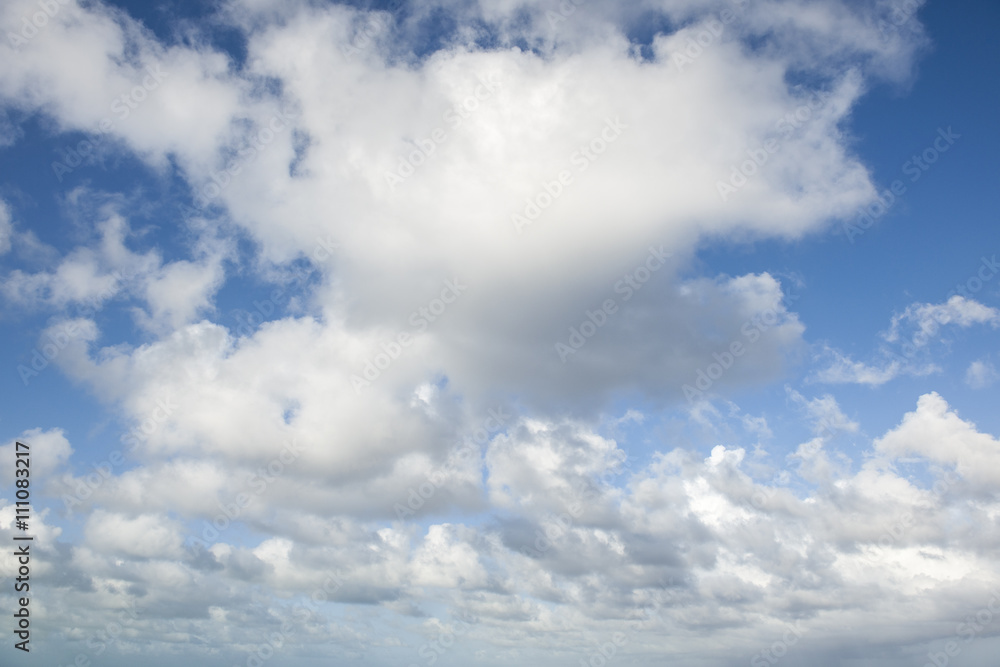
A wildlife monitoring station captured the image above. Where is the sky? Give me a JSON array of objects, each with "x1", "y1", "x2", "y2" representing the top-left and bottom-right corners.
[{"x1": 0, "y1": 0, "x2": 999, "y2": 665}]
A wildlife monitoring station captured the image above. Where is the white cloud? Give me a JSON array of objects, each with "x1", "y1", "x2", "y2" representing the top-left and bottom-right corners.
[
  {"x1": 965, "y1": 359, "x2": 998, "y2": 389},
  {"x1": 486, "y1": 418, "x2": 626, "y2": 516},
  {"x1": 885, "y1": 295, "x2": 1000, "y2": 346},
  {"x1": 812, "y1": 296, "x2": 1000, "y2": 386},
  {"x1": 133, "y1": 255, "x2": 226, "y2": 333},
  {"x1": 809, "y1": 346, "x2": 904, "y2": 386},
  {"x1": 2, "y1": 203, "x2": 229, "y2": 335},
  {"x1": 874, "y1": 391, "x2": 1000, "y2": 487},
  {"x1": 787, "y1": 387, "x2": 859, "y2": 435},
  {"x1": 84, "y1": 509, "x2": 186, "y2": 559},
  {"x1": 9, "y1": 1, "x2": 995, "y2": 665},
  {"x1": 2, "y1": 209, "x2": 154, "y2": 307},
  {"x1": 0, "y1": 394, "x2": 997, "y2": 663},
  {"x1": 0, "y1": 427, "x2": 73, "y2": 486},
  {"x1": 411, "y1": 524, "x2": 489, "y2": 589}
]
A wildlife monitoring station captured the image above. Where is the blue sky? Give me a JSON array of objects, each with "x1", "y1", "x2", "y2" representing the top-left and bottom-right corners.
[{"x1": 1, "y1": 0, "x2": 999, "y2": 666}]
